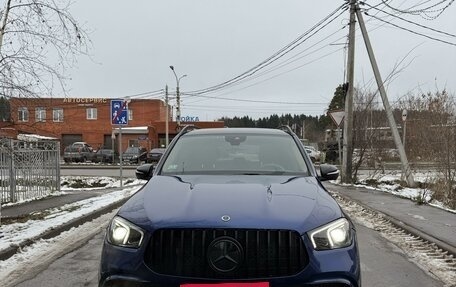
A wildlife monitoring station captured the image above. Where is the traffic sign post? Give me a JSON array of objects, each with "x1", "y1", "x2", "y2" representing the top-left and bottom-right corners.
[
  {"x1": 111, "y1": 99, "x2": 129, "y2": 188},
  {"x1": 329, "y1": 110, "x2": 345, "y2": 166}
]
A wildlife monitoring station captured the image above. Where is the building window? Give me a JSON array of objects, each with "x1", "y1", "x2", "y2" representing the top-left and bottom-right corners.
[
  {"x1": 86, "y1": 108, "x2": 97, "y2": 120},
  {"x1": 18, "y1": 107, "x2": 29, "y2": 122},
  {"x1": 128, "y1": 109, "x2": 133, "y2": 121},
  {"x1": 53, "y1": 108, "x2": 64, "y2": 122},
  {"x1": 35, "y1": 107, "x2": 46, "y2": 122}
]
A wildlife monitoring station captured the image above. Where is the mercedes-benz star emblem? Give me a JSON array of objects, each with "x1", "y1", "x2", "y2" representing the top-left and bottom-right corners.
[
  {"x1": 207, "y1": 237, "x2": 243, "y2": 273},
  {"x1": 221, "y1": 215, "x2": 231, "y2": 222}
]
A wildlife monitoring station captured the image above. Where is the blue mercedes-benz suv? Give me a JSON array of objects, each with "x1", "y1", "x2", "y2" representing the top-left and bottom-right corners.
[{"x1": 99, "y1": 126, "x2": 361, "y2": 287}]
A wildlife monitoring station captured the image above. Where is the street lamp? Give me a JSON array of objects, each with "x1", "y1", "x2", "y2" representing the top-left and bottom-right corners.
[{"x1": 169, "y1": 65, "x2": 187, "y2": 127}]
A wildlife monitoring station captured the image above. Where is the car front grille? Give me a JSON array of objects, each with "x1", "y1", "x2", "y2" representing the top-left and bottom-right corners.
[{"x1": 144, "y1": 228, "x2": 308, "y2": 279}]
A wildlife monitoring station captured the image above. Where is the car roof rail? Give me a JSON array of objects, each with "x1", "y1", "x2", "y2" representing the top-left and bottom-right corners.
[
  {"x1": 178, "y1": 124, "x2": 200, "y2": 135},
  {"x1": 277, "y1": 125, "x2": 294, "y2": 135}
]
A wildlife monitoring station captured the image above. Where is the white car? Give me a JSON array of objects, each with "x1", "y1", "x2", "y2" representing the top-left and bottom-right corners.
[{"x1": 305, "y1": 145, "x2": 321, "y2": 162}]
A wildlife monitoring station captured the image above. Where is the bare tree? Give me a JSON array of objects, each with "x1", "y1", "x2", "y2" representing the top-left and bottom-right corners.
[
  {"x1": 351, "y1": 86, "x2": 388, "y2": 181},
  {"x1": 0, "y1": 0, "x2": 89, "y2": 99},
  {"x1": 397, "y1": 90, "x2": 456, "y2": 208}
]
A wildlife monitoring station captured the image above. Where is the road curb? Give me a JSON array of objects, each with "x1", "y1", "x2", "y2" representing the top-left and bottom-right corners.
[
  {"x1": 336, "y1": 191, "x2": 456, "y2": 257},
  {"x1": 0, "y1": 197, "x2": 129, "y2": 261}
]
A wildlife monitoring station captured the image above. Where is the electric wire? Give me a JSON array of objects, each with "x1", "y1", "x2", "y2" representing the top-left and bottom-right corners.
[
  {"x1": 235, "y1": 28, "x2": 347, "y2": 86},
  {"x1": 380, "y1": 0, "x2": 455, "y2": 20},
  {"x1": 365, "y1": 12, "x2": 456, "y2": 46},
  {"x1": 362, "y1": 2, "x2": 456, "y2": 37},
  {"x1": 126, "y1": 89, "x2": 165, "y2": 99},
  {"x1": 182, "y1": 1, "x2": 428, "y2": 115},
  {"x1": 182, "y1": 11, "x2": 391, "y2": 108},
  {"x1": 185, "y1": 0, "x2": 407, "y2": 105},
  {"x1": 185, "y1": 3, "x2": 349, "y2": 96},
  {"x1": 182, "y1": 47, "x2": 344, "y2": 107}
]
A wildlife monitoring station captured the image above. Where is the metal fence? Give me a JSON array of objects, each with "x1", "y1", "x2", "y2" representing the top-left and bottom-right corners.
[{"x1": 0, "y1": 138, "x2": 60, "y2": 204}]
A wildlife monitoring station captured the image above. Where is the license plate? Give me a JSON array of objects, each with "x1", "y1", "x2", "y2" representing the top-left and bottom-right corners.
[{"x1": 181, "y1": 283, "x2": 269, "y2": 287}]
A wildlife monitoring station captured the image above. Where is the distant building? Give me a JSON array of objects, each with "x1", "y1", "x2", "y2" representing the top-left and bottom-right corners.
[{"x1": 2, "y1": 97, "x2": 224, "y2": 153}]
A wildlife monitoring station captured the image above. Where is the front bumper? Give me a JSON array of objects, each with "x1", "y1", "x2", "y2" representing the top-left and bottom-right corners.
[{"x1": 99, "y1": 231, "x2": 361, "y2": 287}]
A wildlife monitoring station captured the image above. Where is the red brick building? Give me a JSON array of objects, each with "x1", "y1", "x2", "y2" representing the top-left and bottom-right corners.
[{"x1": 2, "y1": 97, "x2": 224, "y2": 153}]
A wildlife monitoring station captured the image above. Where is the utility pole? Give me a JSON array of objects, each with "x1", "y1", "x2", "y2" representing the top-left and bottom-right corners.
[
  {"x1": 169, "y1": 66, "x2": 187, "y2": 128},
  {"x1": 176, "y1": 83, "x2": 181, "y2": 127},
  {"x1": 355, "y1": 4, "x2": 415, "y2": 187},
  {"x1": 165, "y1": 85, "x2": 169, "y2": 147},
  {"x1": 342, "y1": 0, "x2": 356, "y2": 183}
]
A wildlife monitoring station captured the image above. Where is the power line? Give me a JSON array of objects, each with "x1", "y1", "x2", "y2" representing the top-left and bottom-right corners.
[
  {"x1": 184, "y1": 0, "x2": 417, "y2": 105},
  {"x1": 380, "y1": 0, "x2": 455, "y2": 20},
  {"x1": 182, "y1": 47, "x2": 343, "y2": 106},
  {"x1": 185, "y1": 3, "x2": 348, "y2": 96},
  {"x1": 365, "y1": 12, "x2": 456, "y2": 46},
  {"x1": 182, "y1": 93, "x2": 327, "y2": 105},
  {"x1": 127, "y1": 89, "x2": 165, "y2": 99},
  {"x1": 362, "y1": 2, "x2": 456, "y2": 37}
]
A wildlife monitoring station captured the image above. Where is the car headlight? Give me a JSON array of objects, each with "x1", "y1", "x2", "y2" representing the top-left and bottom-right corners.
[
  {"x1": 308, "y1": 218, "x2": 352, "y2": 250},
  {"x1": 107, "y1": 216, "x2": 144, "y2": 248}
]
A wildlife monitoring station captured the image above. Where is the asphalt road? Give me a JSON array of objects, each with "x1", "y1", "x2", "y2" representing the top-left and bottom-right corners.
[{"x1": 12, "y1": 223, "x2": 444, "y2": 287}]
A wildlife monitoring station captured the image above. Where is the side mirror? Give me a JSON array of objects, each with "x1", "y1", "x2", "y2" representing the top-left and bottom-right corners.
[
  {"x1": 136, "y1": 164, "x2": 154, "y2": 180},
  {"x1": 319, "y1": 164, "x2": 339, "y2": 181}
]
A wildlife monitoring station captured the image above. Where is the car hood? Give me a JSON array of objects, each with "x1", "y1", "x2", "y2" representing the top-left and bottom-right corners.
[{"x1": 118, "y1": 175, "x2": 342, "y2": 233}]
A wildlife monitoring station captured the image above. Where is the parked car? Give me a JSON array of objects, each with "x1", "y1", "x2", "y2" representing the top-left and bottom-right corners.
[
  {"x1": 71, "y1": 141, "x2": 93, "y2": 152},
  {"x1": 99, "y1": 126, "x2": 360, "y2": 287},
  {"x1": 122, "y1": 146, "x2": 147, "y2": 164},
  {"x1": 63, "y1": 145, "x2": 94, "y2": 163},
  {"x1": 304, "y1": 145, "x2": 321, "y2": 162},
  {"x1": 146, "y1": 147, "x2": 166, "y2": 163},
  {"x1": 92, "y1": 148, "x2": 116, "y2": 164}
]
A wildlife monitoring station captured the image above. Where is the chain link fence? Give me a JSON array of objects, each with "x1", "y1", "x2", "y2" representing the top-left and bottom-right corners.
[{"x1": 0, "y1": 138, "x2": 60, "y2": 204}]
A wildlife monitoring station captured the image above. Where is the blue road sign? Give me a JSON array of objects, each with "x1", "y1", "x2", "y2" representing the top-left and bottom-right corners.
[{"x1": 111, "y1": 99, "x2": 128, "y2": 125}]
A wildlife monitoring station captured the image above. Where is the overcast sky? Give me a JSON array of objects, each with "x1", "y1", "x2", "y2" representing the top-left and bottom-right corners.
[{"x1": 67, "y1": 0, "x2": 456, "y2": 121}]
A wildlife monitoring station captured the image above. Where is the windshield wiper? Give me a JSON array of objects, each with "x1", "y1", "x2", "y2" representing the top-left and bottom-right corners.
[
  {"x1": 239, "y1": 172, "x2": 262, "y2": 175},
  {"x1": 237, "y1": 171, "x2": 286, "y2": 175},
  {"x1": 167, "y1": 175, "x2": 194, "y2": 190},
  {"x1": 281, "y1": 175, "x2": 306, "y2": 184}
]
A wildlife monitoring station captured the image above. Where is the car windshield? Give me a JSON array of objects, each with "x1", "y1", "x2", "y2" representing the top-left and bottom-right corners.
[
  {"x1": 125, "y1": 147, "x2": 139, "y2": 154},
  {"x1": 161, "y1": 132, "x2": 309, "y2": 175}
]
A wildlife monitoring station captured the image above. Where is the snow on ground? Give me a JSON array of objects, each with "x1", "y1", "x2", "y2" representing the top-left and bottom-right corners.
[
  {"x1": 0, "y1": 177, "x2": 146, "y2": 252},
  {"x1": 0, "y1": 185, "x2": 143, "y2": 251},
  {"x1": 341, "y1": 170, "x2": 456, "y2": 214},
  {"x1": 0, "y1": 176, "x2": 146, "y2": 283},
  {"x1": 1, "y1": 177, "x2": 145, "y2": 208},
  {"x1": 0, "y1": 210, "x2": 118, "y2": 287},
  {"x1": 61, "y1": 176, "x2": 141, "y2": 190}
]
